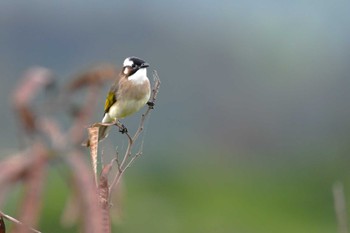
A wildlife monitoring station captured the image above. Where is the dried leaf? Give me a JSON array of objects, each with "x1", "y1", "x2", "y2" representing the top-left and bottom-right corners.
[
  {"x1": 0, "y1": 216, "x2": 5, "y2": 233},
  {"x1": 88, "y1": 127, "x2": 99, "y2": 186}
]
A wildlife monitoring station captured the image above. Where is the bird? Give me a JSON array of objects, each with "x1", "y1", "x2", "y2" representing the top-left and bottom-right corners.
[{"x1": 83, "y1": 56, "x2": 151, "y2": 147}]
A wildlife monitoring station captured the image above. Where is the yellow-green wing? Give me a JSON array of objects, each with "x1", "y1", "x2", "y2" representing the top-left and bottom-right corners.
[{"x1": 104, "y1": 91, "x2": 116, "y2": 113}]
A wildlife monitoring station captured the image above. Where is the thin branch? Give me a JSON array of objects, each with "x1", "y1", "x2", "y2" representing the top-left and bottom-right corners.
[
  {"x1": 118, "y1": 135, "x2": 133, "y2": 171},
  {"x1": 108, "y1": 153, "x2": 138, "y2": 196},
  {"x1": 333, "y1": 182, "x2": 349, "y2": 233},
  {"x1": 124, "y1": 140, "x2": 144, "y2": 170},
  {"x1": 124, "y1": 151, "x2": 143, "y2": 171},
  {"x1": 114, "y1": 150, "x2": 122, "y2": 173},
  {"x1": 109, "y1": 147, "x2": 130, "y2": 197},
  {"x1": 0, "y1": 210, "x2": 41, "y2": 233}
]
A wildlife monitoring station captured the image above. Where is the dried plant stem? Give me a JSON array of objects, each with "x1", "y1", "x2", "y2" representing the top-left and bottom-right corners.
[
  {"x1": 98, "y1": 159, "x2": 116, "y2": 233},
  {"x1": 333, "y1": 182, "x2": 349, "y2": 233},
  {"x1": 0, "y1": 210, "x2": 41, "y2": 233}
]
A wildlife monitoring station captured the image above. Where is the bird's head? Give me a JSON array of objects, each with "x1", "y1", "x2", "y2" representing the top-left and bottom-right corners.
[{"x1": 122, "y1": 57, "x2": 149, "y2": 78}]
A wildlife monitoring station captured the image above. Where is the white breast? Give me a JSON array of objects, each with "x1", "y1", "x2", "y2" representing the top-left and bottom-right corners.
[{"x1": 129, "y1": 68, "x2": 148, "y2": 85}]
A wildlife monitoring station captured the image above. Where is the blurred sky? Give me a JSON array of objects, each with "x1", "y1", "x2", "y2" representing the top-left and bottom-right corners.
[{"x1": 1, "y1": 0, "x2": 350, "y2": 160}]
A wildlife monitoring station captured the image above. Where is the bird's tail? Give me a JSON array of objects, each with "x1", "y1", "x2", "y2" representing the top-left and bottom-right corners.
[{"x1": 82, "y1": 124, "x2": 110, "y2": 147}]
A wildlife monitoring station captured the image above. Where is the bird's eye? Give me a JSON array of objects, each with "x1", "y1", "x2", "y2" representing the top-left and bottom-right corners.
[{"x1": 131, "y1": 64, "x2": 136, "y2": 68}]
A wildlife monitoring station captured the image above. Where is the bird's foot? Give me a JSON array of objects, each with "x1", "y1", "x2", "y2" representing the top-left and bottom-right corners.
[
  {"x1": 115, "y1": 122, "x2": 128, "y2": 134},
  {"x1": 119, "y1": 124, "x2": 128, "y2": 134},
  {"x1": 147, "y1": 101, "x2": 155, "y2": 109}
]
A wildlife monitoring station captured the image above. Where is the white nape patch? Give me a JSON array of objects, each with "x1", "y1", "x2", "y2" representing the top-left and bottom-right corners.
[
  {"x1": 123, "y1": 57, "x2": 134, "y2": 67},
  {"x1": 128, "y1": 68, "x2": 148, "y2": 84}
]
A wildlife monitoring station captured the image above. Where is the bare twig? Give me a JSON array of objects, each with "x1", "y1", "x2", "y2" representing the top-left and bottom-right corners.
[
  {"x1": 0, "y1": 210, "x2": 41, "y2": 233},
  {"x1": 333, "y1": 182, "x2": 349, "y2": 233},
  {"x1": 115, "y1": 150, "x2": 122, "y2": 173}
]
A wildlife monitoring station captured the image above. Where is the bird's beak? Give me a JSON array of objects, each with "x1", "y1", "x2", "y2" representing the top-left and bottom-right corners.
[{"x1": 140, "y1": 62, "x2": 149, "y2": 68}]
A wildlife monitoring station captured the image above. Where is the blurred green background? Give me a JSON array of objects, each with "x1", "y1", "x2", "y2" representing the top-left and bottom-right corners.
[{"x1": 1, "y1": 1, "x2": 350, "y2": 232}]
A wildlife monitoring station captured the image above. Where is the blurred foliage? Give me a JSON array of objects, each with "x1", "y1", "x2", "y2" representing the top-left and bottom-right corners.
[{"x1": 3, "y1": 148, "x2": 349, "y2": 233}]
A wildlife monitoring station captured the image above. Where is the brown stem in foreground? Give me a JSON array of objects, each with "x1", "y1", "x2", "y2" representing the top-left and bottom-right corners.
[{"x1": 333, "y1": 182, "x2": 349, "y2": 233}]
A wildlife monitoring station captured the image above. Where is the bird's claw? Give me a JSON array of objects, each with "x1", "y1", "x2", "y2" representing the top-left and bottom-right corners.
[
  {"x1": 118, "y1": 124, "x2": 128, "y2": 134},
  {"x1": 147, "y1": 101, "x2": 155, "y2": 109}
]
